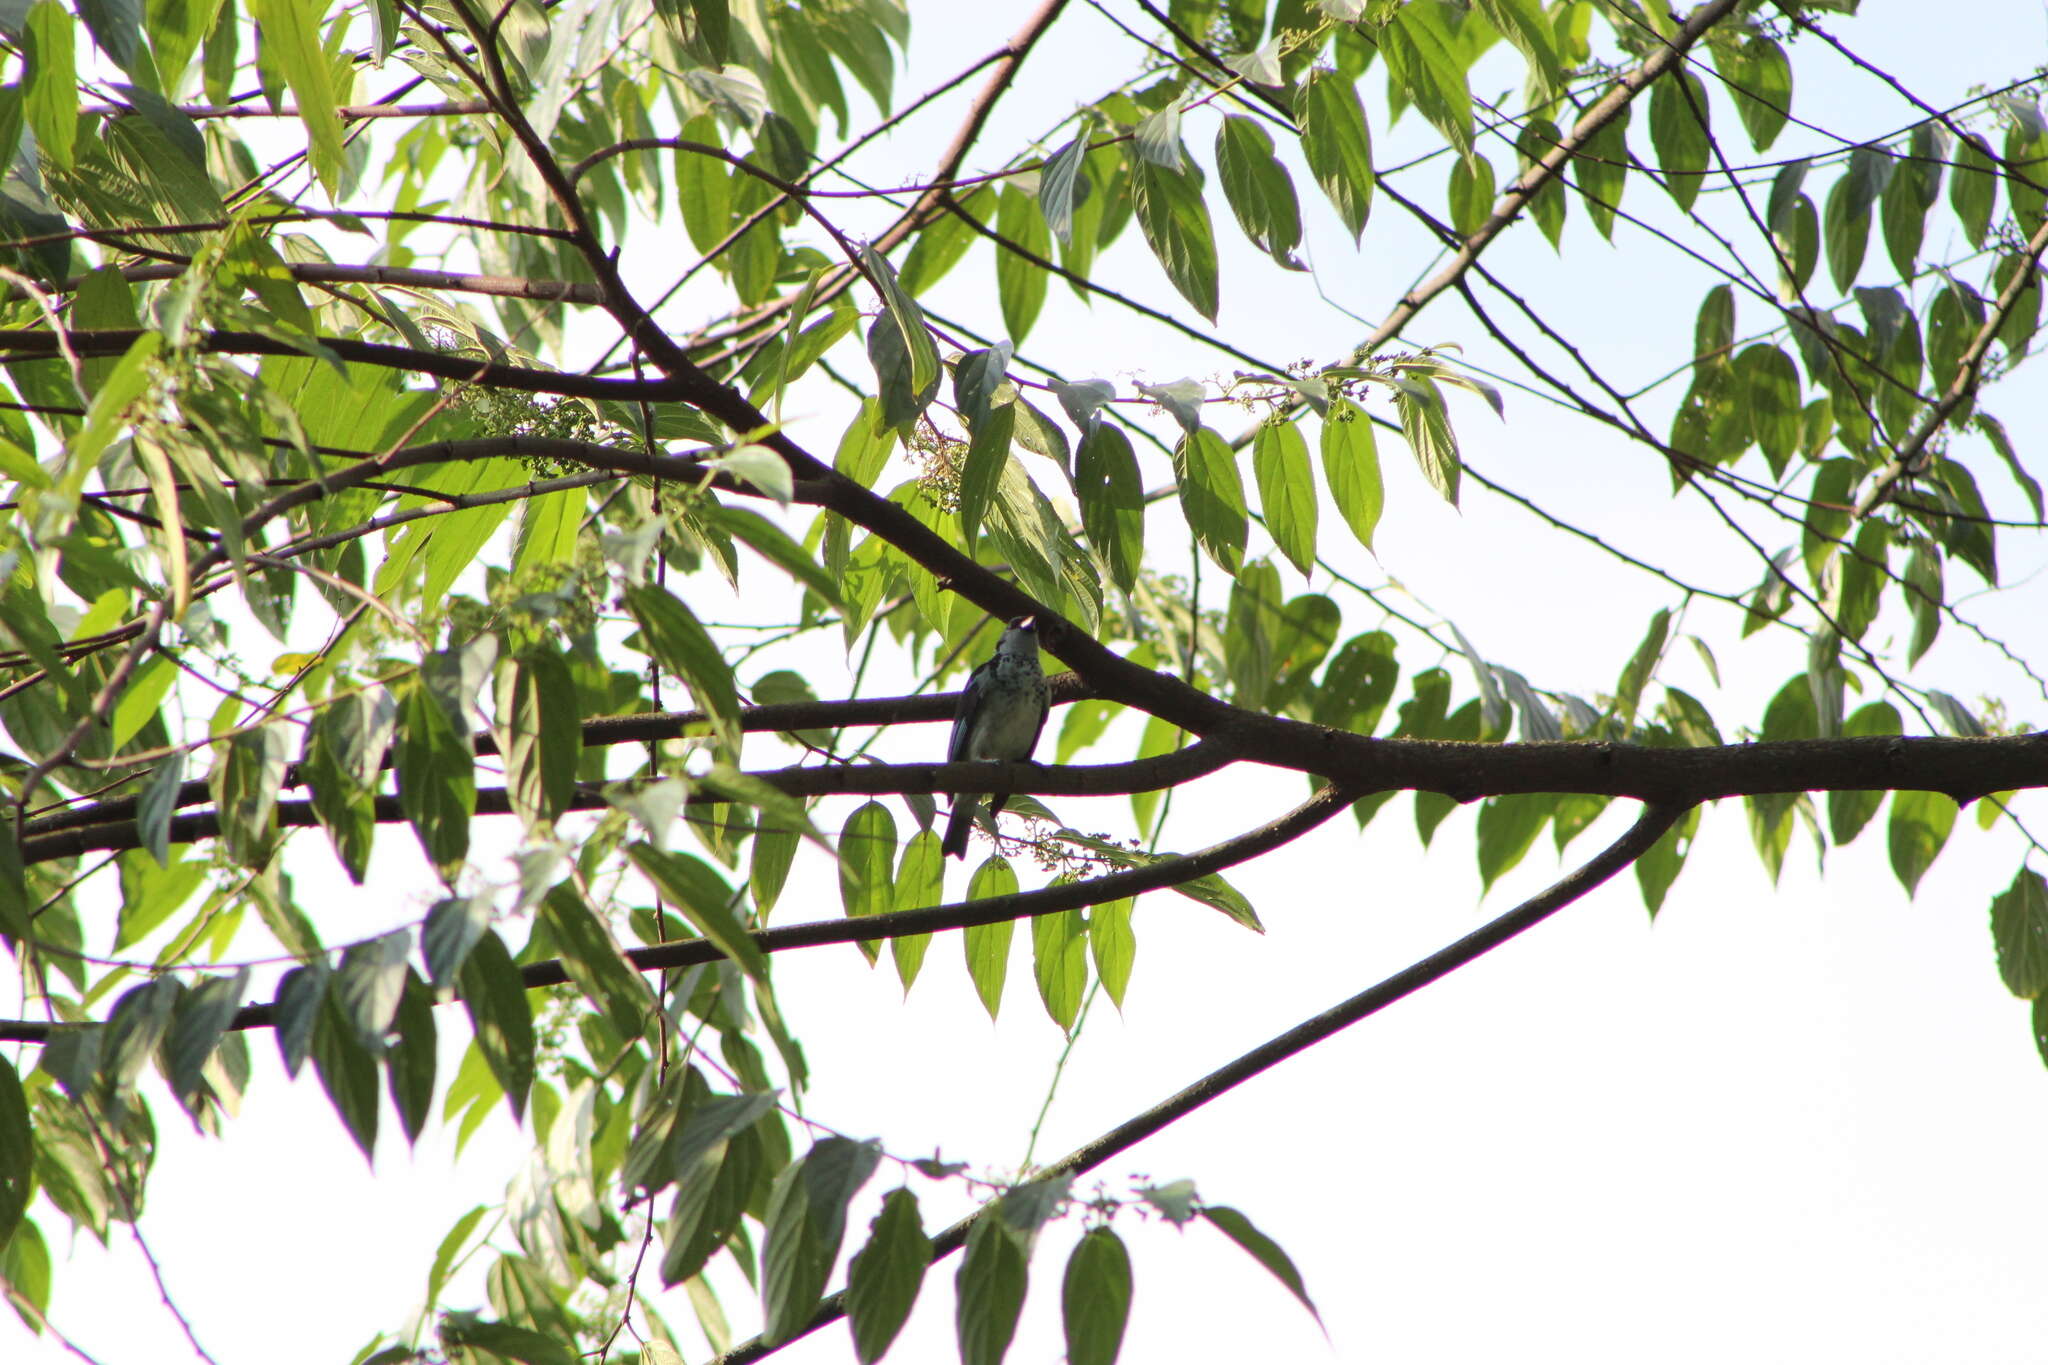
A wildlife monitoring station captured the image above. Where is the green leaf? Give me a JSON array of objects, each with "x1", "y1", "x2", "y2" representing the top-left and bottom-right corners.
[
  {"x1": 1394, "y1": 377, "x2": 1460, "y2": 505},
  {"x1": 135, "y1": 748, "x2": 186, "y2": 870},
  {"x1": 211, "y1": 722, "x2": 289, "y2": 870},
  {"x1": 0, "y1": 1209, "x2": 48, "y2": 1326},
  {"x1": 959, "y1": 400, "x2": 1015, "y2": 554},
  {"x1": 763, "y1": 1137, "x2": 883, "y2": 1344},
  {"x1": 1773, "y1": 192, "x2": 1820, "y2": 301},
  {"x1": 395, "y1": 681, "x2": 474, "y2": 880},
  {"x1": 1031, "y1": 908, "x2": 1088, "y2": 1030},
  {"x1": 626, "y1": 585, "x2": 741, "y2": 748},
  {"x1": 1130, "y1": 152, "x2": 1220, "y2": 321},
  {"x1": 492, "y1": 649, "x2": 581, "y2": 830},
  {"x1": 1201, "y1": 1206, "x2": 1321, "y2": 1326},
  {"x1": 1171, "y1": 869, "x2": 1263, "y2": 932},
  {"x1": 955, "y1": 341, "x2": 1014, "y2": 428},
  {"x1": 845, "y1": 1188, "x2": 932, "y2": 1364},
  {"x1": 1799, "y1": 458, "x2": 1858, "y2": 587},
  {"x1": 676, "y1": 115, "x2": 734, "y2": 254},
  {"x1": 1319, "y1": 398, "x2": 1383, "y2": 550},
  {"x1": 1515, "y1": 118, "x2": 1568, "y2": 248},
  {"x1": 699, "y1": 760, "x2": 829, "y2": 851},
  {"x1": 1172, "y1": 426, "x2": 1248, "y2": 574},
  {"x1": 1991, "y1": 869, "x2": 2048, "y2": 1000},
  {"x1": 1447, "y1": 151, "x2": 1495, "y2": 240},
  {"x1": 1950, "y1": 132, "x2": 1996, "y2": 249},
  {"x1": 835, "y1": 397, "x2": 897, "y2": 488},
  {"x1": 1476, "y1": 793, "x2": 1554, "y2": 891},
  {"x1": 1904, "y1": 540, "x2": 1942, "y2": 665},
  {"x1": 1888, "y1": 790, "x2": 1957, "y2": 898},
  {"x1": 751, "y1": 824, "x2": 801, "y2": 919},
  {"x1": 1647, "y1": 68, "x2": 1711, "y2": 211},
  {"x1": 1254, "y1": 420, "x2": 1318, "y2": 578},
  {"x1": 1575, "y1": 99, "x2": 1629, "y2": 241},
  {"x1": 304, "y1": 688, "x2": 393, "y2": 884},
  {"x1": 248, "y1": 0, "x2": 346, "y2": 195},
  {"x1": 312, "y1": 992, "x2": 382, "y2": 1161},
  {"x1": 1634, "y1": 805, "x2": 1698, "y2": 918},
  {"x1": 1694, "y1": 284, "x2": 1734, "y2": 379},
  {"x1": 629, "y1": 843, "x2": 773, "y2": 987},
  {"x1": 892, "y1": 831, "x2": 943, "y2": 990},
  {"x1": 1824, "y1": 702, "x2": 1901, "y2": 846},
  {"x1": 861, "y1": 240, "x2": 940, "y2": 397},
  {"x1": 963, "y1": 856, "x2": 1018, "y2": 1019},
  {"x1": 422, "y1": 895, "x2": 490, "y2": 989},
  {"x1": 2005, "y1": 110, "x2": 2048, "y2": 236},
  {"x1": 1062, "y1": 1227, "x2": 1132, "y2": 1365},
  {"x1": 333, "y1": 930, "x2": 411, "y2": 1052},
  {"x1": 995, "y1": 184, "x2": 1052, "y2": 343},
  {"x1": 1215, "y1": 114, "x2": 1306, "y2": 268},
  {"x1": 443, "y1": 1319, "x2": 578, "y2": 1365},
  {"x1": 387, "y1": 970, "x2": 438, "y2": 1146},
  {"x1": 836, "y1": 800, "x2": 897, "y2": 962},
  {"x1": 1377, "y1": 2, "x2": 1472, "y2": 158},
  {"x1": 456, "y1": 929, "x2": 535, "y2": 1121},
  {"x1": 540, "y1": 883, "x2": 657, "y2": 1042},
  {"x1": 1074, "y1": 420, "x2": 1145, "y2": 594},
  {"x1": 1294, "y1": 69, "x2": 1374, "y2": 240},
  {"x1": 1880, "y1": 124, "x2": 1940, "y2": 278},
  {"x1": 1714, "y1": 33, "x2": 1792, "y2": 151},
  {"x1": 955, "y1": 1211, "x2": 1030, "y2": 1365},
  {"x1": 1737, "y1": 344, "x2": 1801, "y2": 473},
  {"x1": 1474, "y1": 0, "x2": 1563, "y2": 100},
  {"x1": 1824, "y1": 149, "x2": 1890, "y2": 296},
  {"x1": 867, "y1": 309, "x2": 941, "y2": 432},
  {"x1": 1312, "y1": 630, "x2": 1400, "y2": 736},
  {"x1": 23, "y1": 2, "x2": 77, "y2": 171},
  {"x1": 1038, "y1": 133, "x2": 1091, "y2": 246},
  {"x1": 0, "y1": 1055, "x2": 33, "y2": 1249},
  {"x1": 1089, "y1": 898, "x2": 1134, "y2": 1010},
  {"x1": 273, "y1": 963, "x2": 328, "y2": 1078}
]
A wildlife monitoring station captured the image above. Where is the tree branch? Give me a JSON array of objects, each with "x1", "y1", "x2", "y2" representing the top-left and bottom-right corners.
[
  {"x1": 708, "y1": 799, "x2": 1689, "y2": 1363},
  {"x1": 0, "y1": 778, "x2": 1356, "y2": 1043}
]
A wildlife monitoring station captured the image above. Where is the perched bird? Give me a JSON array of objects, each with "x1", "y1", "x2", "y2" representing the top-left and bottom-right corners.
[{"x1": 941, "y1": 616, "x2": 1050, "y2": 860}]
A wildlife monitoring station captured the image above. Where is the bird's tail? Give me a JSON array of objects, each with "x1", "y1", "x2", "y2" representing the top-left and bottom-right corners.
[{"x1": 942, "y1": 795, "x2": 978, "y2": 859}]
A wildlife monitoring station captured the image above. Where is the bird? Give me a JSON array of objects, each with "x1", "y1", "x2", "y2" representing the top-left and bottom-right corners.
[{"x1": 941, "y1": 616, "x2": 1050, "y2": 860}]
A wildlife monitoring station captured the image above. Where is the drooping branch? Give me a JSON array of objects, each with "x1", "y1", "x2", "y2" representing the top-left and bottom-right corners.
[
  {"x1": 708, "y1": 798, "x2": 1691, "y2": 1364},
  {"x1": 19, "y1": 742, "x2": 1232, "y2": 863},
  {"x1": 1854, "y1": 212, "x2": 2048, "y2": 517},
  {"x1": 0, "y1": 778, "x2": 1357, "y2": 1043}
]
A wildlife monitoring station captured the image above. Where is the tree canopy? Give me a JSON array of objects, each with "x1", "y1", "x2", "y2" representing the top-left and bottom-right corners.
[{"x1": 2, "y1": 0, "x2": 2047, "y2": 1361}]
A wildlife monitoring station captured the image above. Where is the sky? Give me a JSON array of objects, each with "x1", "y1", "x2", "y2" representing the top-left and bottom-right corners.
[{"x1": 13, "y1": 2, "x2": 2048, "y2": 1363}]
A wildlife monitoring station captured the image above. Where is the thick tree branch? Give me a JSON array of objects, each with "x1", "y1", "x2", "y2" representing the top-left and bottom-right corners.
[{"x1": 19, "y1": 680, "x2": 1103, "y2": 839}]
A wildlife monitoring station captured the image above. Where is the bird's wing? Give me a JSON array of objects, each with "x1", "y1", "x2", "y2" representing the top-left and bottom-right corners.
[
  {"x1": 947, "y1": 661, "x2": 987, "y2": 762},
  {"x1": 1024, "y1": 678, "x2": 1051, "y2": 757}
]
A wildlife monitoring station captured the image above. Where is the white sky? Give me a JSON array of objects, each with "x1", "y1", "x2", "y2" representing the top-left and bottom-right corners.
[{"x1": 13, "y1": 2, "x2": 2048, "y2": 1363}]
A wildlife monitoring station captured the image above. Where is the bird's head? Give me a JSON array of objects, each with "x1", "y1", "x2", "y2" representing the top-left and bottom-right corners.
[{"x1": 998, "y1": 616, "x2": 1039, "y2": 654}]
